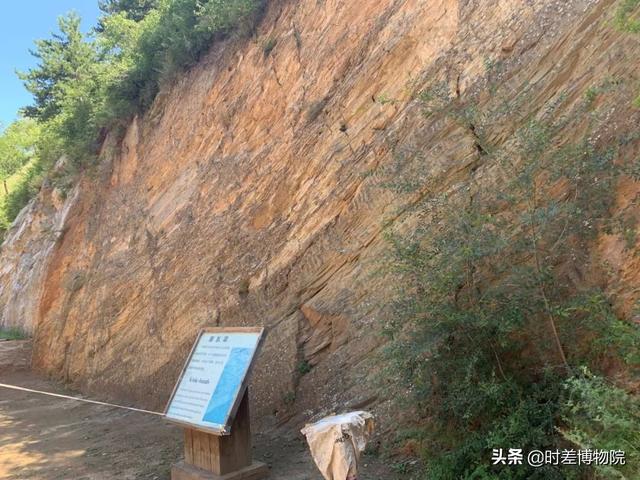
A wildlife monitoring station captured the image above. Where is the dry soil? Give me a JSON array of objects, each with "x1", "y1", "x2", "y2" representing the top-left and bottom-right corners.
[{"x1": 0, "y1": 340, "x2": 398, "y2": 480}]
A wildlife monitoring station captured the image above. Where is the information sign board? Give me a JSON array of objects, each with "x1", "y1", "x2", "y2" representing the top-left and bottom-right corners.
[{"x1": 165, "y1": 327, "x2": 263, "y2": 435}]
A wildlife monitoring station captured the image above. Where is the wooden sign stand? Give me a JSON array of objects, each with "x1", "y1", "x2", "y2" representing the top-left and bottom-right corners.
[{"x1": 172, "y1": 389, "x2": 268, "y2": 480}]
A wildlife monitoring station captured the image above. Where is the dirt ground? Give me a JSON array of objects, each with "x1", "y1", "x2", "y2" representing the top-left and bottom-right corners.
[{"x1": 0, "y1": 341, "x2": 398, "y2": 480}]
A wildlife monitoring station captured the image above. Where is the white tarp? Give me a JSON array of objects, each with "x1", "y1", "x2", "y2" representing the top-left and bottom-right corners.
[{"x1": 301, "y1": 411, "x2": 374, "y2": 480}]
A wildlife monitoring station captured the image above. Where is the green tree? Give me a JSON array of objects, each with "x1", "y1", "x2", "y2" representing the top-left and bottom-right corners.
[
  {"x1": 98, "y1": 0, "x2": 159, "y2": 21},
  {"x1": 97, "y1": 0, "x2": 159, "y2": 33},
  {"x1": 0, "y1": 0, "x2": 264, "y2": 234},
  {"x1": 382, "y1": 84, "x2": 640, "y2": 478},
  {"x1": 18, "y1": 13, "x2": 97, "y2": 122},
  {"x1": 98, "y1": 0, "x2": 263, "y2": 114},
  {"x1": 0, "y1": 119, "x2": 40, "y2": 195}
]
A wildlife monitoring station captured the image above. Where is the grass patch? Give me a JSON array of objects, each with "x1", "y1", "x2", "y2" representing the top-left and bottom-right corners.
[{"x1": 0, "y1": 327, "x2": 28, "y2": 340}]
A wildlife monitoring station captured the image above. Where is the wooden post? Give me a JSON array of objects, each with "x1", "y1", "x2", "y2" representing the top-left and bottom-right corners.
[{"x1": 172, "y1": 390, "x2": 268, "y2": 480}]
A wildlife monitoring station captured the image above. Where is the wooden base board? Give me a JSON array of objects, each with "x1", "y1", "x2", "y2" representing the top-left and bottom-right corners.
[{"x1": 171, "y1": 461, "x2": 269, "y2": 480}]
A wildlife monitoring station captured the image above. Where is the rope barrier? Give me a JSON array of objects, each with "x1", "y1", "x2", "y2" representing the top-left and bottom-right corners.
[{"x1": 0, "y1": 382, "x2": 164, "y2": 416}]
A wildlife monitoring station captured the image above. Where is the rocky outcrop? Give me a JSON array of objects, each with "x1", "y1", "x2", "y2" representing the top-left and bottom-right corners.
[
  {"x1": 0, "y1": 180, "x2": 78, "y2": 335},
  {"x1": 0, "y1": 0, "x2": 638, "y2": 432}
]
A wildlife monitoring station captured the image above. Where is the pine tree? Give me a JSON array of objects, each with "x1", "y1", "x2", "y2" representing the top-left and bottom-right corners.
[{"x1": 18, "y1": 13, "x2": 96, "y2": 122}]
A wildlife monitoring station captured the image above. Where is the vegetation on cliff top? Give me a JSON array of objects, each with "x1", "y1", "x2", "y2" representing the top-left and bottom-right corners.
[
  {"x1": 0, "y1": 0, "x2": 263, "y2": 237},
  {"x1": 0, "y1": 1, "x2": 638, "y2": 478}
]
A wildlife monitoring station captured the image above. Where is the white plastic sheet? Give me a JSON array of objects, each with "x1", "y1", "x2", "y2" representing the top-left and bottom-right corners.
[{"x1": 301, "y1": 411, "x2": 374, "y2": 480}]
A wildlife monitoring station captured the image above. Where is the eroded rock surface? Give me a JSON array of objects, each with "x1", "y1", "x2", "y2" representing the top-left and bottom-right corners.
[
  {"x1": 0, "y1": 0, "x2": 638, "y2": 432},
  {"x1": 0, "y1": 182, "x2": 78, "y2": 335}
]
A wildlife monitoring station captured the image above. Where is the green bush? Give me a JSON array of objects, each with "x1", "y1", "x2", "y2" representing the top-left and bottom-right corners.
[
  {"x1": 0, "y1": 0, "x2": 264, "y2": 233},
  {"x1": 297, "y1": 359, "x2": 312, "y2": 375},
  {"x1": 615, "y1": 0, "x2": 640, "y2": 33},
  {"x1": 562, "y1": 369, "x2": 640, "y2": 479},
  {"x1": 98, "y1": 0, "x2": 264, "y2": 116},
  {"x1": 382, "y1": 83, "x2": 640, "y2": 478},
  {"x1": 0, "y1": 119, "x2": 43, "y2": 235},
  {"x1": 98, "y1": 0, "x2": 159, "y2": 23},
  {"x1": 17, "y1": 0, "x2": 264, "y2": 171},
  {"x1": 2, "y1": 160, "x2": 45, "y2": 227},
  {"x1": 0, "y1": 119, "x2": 40, "y2": 191}
]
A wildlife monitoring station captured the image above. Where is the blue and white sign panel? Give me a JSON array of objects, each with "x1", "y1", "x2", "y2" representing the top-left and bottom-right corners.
[{"x1": 165, "y1": 328, "x2": 263, "y2": 434}]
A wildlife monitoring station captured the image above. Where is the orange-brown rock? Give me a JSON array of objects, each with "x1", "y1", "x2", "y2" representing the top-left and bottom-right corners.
[{"x1": 0, "y1": 0, "x2": 638, "y2": 431}]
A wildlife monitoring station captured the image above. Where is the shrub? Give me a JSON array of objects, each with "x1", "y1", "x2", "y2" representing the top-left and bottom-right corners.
[
  {"x1": 562, "y1": 369, "x2": 640, "y2": 479},
  {"x1": 297, "y1": 359, "x2": 312, "y2": 375},
  {"x1": 382, "y1": 82, "x2": 640, "y2": 478},
  {"x1": 0, "y1": 119, "x2": 43, "y2": 235},
  {"x1": 262, "y1": 35, "x2": 277, "y2": 57},
  {"x1": 0, "y1": 119, "x2": 40, "y2": 193},
  {"x1": 2, "y1": 160, "x2": 45, "y2": 229},
  {"x1": 18, "y1": 0, "x2": 264, "y2": 172},
  {"x1": 615, "y1": 0, "x2": 640, "y2": 33},
  {"x1": 0, "y1": 1, "x2": 265, "y2": 236}
]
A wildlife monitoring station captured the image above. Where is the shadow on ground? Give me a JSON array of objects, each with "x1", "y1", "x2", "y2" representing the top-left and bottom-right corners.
[{"x1": 0, "y1": 341, "x2": 397, "y2": 479}]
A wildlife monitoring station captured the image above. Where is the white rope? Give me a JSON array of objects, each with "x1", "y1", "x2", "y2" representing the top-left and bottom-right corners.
[{"x1": 0, "y1": 382, "x2": 164, "y2": 416}]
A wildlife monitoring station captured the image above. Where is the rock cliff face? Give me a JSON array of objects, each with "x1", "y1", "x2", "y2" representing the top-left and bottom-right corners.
[
  {"x1": 0, "y1": 179, "x2": 78, "y2": 335},
  {"x1": 1, "y1": 0, "x2": 638, "y2": 428}
]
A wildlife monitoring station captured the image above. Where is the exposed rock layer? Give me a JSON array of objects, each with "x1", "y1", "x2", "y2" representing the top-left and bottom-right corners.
[
  {"x1": 0, "y1": 182, "x2": 78, "y2": 335},
  {"x1": 0, "y1": 0, "x2": 638, "y2": 430}
]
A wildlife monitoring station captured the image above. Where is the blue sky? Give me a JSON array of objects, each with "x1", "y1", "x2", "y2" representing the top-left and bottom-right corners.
[{"x1": 0, "y1": 1, "x2": 100, "y2": 128}]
